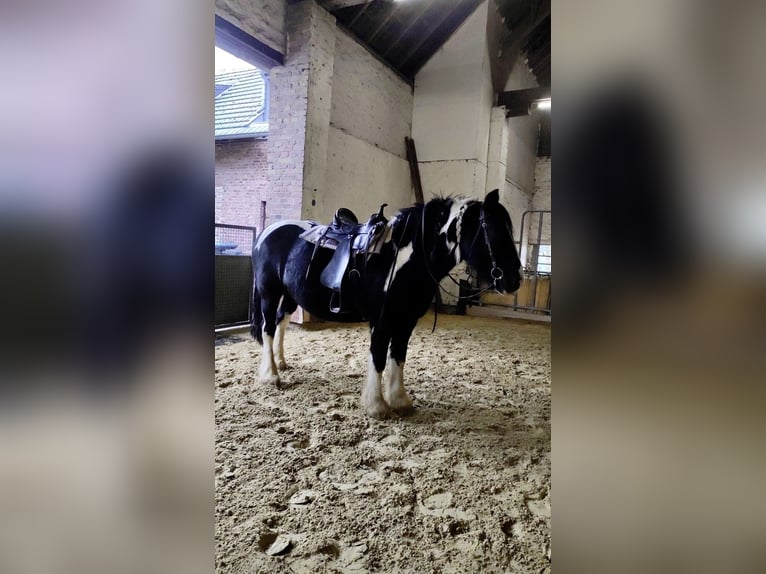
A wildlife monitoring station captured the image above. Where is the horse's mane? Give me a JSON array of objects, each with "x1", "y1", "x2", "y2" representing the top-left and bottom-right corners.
[
  {"x1": 389, "y1": 195, "x2": 479, "y2": 248},
  {"x1": 395, "y1": 195, "x2": 460, "y2": 218}
]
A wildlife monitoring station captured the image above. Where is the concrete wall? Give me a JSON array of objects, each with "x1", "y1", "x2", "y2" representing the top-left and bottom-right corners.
[
  {"x1": 324, "y1": 128, "x2": 412, "y2": 224},
  {"x1": 501, "y1": 58, "x2": 540, "y2": 238},
  {"x1": 215, "y1": 0, "x2": 287, "y2": 56},
  {"x1": 410, "y1": 0, "x2": 539, "y2": 235},
  {"x1": 215, "y1": 139, "x2": 269, "y2": 227},
  {"x1": 412, "y1": 1, "x2": 493, "y2": 199},
  {"x1": 330, "y1": 29, "x2": 412, "y2": 158},
  {"x1": 298, "y1": 4, "x2": 336, "y2": 222},
  {"x1": 319, "y1": 27, "x2": 414, "y2": 224}
]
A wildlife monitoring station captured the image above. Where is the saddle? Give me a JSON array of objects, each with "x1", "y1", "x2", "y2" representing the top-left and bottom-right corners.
[{"x1": 300, "y1": 204, "x2": 390, "y2": 312}]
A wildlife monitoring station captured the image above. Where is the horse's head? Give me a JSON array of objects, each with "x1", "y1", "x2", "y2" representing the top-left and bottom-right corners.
[{"x1": 460, "y1": 189, "x2": 522, "y2": 294}]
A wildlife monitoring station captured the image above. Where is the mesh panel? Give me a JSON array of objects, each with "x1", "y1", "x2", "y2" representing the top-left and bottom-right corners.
[
  {"x1": 215, "y1": 224, "x2": 256, "y2": 255},
  {"x1": 215, "y1": 224, "x2": 257, "y2": 327}
]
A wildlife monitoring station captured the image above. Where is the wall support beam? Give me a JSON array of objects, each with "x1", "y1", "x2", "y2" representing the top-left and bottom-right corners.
[
  {"x1": 498, "y1": 87, "x2": 550, "y2": 117},
  {"x1": 215, "y1": 15, "x2": 284, "y2": 70},
  {"x1": 319, "y1": 0, "x2": 370, "y2": 10}
]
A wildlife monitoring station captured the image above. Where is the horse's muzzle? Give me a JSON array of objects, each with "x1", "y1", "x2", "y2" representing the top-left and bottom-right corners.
[{"x1": 499, "y1": 271, "x2": 522, "y2": 294}]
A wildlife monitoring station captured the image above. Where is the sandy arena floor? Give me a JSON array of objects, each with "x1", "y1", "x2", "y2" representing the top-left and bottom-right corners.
[{"x1": 215, "y1": 313, "x2": 550, "y2": 573}]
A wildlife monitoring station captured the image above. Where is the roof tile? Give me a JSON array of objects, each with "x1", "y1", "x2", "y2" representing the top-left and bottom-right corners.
[{"x1": 215, "y1": 69, "x2": 268, "y2": 139}]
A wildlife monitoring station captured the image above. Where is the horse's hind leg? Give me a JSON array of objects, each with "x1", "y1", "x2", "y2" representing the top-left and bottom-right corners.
[
  {"x1": 258, "y1": 290, "x2": 281, "y2": 385},
  {"x1": 273, "y1": 295, "x2": 297, "y2": 371}
]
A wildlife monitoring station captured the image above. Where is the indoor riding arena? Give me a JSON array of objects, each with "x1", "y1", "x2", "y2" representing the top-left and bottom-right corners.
[{"x1": 215, "y1": 1, "x2": 551, "y2": 572}]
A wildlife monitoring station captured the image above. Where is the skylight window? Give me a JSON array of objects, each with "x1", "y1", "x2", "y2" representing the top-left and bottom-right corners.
[{"x1": 215, "y1": 46, "x2": 254, "y2": 74}]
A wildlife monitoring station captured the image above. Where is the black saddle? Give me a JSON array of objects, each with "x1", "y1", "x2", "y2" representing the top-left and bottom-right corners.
[
  {"x1": 332, "y1": 207, "x2": 359, "y2": 229},
  {"x1": 300, "y1": 204, "x2": 390, "y2": 313}
]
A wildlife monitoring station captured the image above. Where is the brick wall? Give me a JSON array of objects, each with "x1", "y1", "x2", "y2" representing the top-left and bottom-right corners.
[
  {"x1": 215, "y1": 139, "x2": 269, "y2": 228},
  {"x1": 263, "y1": 1, "x2": 314, "y2": 228},
  {"x1": 217, "y1": 0, "x2": 417, "y2": 231},
  {"x1": 531, "y1": 156, "x2": 551, "y2": 245},
  {"x1": 533, "y1": 156, "x2": 551, "y2": 211},
  {"x1": 300, "y1": 4, "x2": 336, "y2": 222}
]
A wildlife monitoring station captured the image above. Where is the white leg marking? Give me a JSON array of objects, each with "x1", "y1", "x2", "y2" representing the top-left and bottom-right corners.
[
  {"x1": 273, "y1": 315, "x2": 291, "y2": 371},
  {"x1": 384, "y1": 356, "x2": 413, "y2": 413},
  {"x1": 361, "y1": 353, "x2": 391, "y2": 419},
  {"x1": 259, "y1": 331, "x2": 280, "y2": 385}
]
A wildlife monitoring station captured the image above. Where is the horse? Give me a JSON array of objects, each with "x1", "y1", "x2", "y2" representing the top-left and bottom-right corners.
[{"x1": 250, "y1": 189, "x2": 522, "y2": 418}]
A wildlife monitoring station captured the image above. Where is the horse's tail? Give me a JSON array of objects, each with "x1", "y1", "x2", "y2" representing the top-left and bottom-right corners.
[{"x1": 250, "y1": 273, "x2": 263, "y2": 345}]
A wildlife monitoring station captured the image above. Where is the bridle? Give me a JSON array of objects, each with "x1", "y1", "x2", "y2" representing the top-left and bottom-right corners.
[
  {"x1": 420, "y1": 201, "x2": 505, "y2": 301},
  {"x1": 472, "y1": 206, "x2": 505, "y2": 284}
]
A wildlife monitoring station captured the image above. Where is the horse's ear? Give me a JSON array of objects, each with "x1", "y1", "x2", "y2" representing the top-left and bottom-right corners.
[{"x1": 484, "y1": 189, "x2": 500, "y2": 205}]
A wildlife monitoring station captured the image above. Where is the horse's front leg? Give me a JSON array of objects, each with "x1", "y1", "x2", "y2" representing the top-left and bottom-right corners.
[
  {"x1": 361, "y1": 325, "x2": 392, "y2": 419},
  {"x1": 384, "y1": 323, "x2": 416, "y2": 415}
]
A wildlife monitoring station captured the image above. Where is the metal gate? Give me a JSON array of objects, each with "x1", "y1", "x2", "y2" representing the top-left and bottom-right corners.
[
  {"x1": 215, "y1": 224, "x2": 257, "y2": 328},
  {"x1": 514, "y1": 210, "x2": 551, "y2": 316}
]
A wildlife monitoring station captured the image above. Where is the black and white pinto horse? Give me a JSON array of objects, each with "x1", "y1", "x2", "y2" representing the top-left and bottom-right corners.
[{"x1": 250, "y1": 189, "x2": 522, "y2": 418}]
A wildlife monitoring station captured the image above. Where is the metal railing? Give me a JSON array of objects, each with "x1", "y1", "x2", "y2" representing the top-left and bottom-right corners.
[
  {"x1": 215, "y1": 224, "x2": 257, "y2": 328},
  {"x1": 514, "y1": 210, "x2": 551, "y2": 315}
]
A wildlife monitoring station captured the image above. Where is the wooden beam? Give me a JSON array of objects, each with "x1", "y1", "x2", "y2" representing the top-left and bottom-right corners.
[
  {"x1": 320, "y1": 0, "x2": 370, "y2": 10},
  {"x1": 405, "y1": 137, "x2": 425, "y2": 204},
  {"x1": 347, "y1": 0, "x2": 374, "y2": 29},
  {"x1": 500, "y1": 0, "x2": 550, "y2": 56},
  {"x1": 396, "y1": 0, "x2": 467, "y2": 68},
  {"x1": 381, "y1": 0, "x2": 436, "y2": 58},
  {"x1": 526, "y1": 44, "x2": 550, "y2": 71},
  {"x1": 366, "y1": 3, "x2": 401, "y2": 44},
  {"x1": 466, "y1": 305, "x2": 551, "y2": 323},
  {"x1": 498, "y1": 86, "x2": 550, "y2": 117},
  {"x1": 527, "y1": 51, "x2": 550, "y2": 72}
]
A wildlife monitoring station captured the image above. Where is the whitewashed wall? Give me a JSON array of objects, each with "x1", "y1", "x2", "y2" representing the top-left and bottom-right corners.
[{"x1": 412, "y1": 1, "x2": 493, "y2": 199}]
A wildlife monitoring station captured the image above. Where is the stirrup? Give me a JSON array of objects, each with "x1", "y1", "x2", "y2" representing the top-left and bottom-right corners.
[{"x1": 329, "y1": 290, "x2": 342, "y2": 313}]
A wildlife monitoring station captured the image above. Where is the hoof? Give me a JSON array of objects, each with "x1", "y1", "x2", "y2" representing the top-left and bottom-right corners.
[
  {"x1": 384, "y1": 391, "x2": 414, "y2": 416},
  {"x1": 276, "y1": 360, "x2": 288, "y2": 371},
  {"x1": 259, "y1": 374, "x2": 280, "y2": 385},
  {"x1": 362, "y1": 399, "x2": 394, "y2": 420},
  {"x1": 391, "y1": 403, "x2": 416, "y2": 417}
]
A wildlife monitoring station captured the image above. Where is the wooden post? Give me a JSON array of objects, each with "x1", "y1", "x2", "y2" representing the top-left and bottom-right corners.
[{"x1": 405, "y1": 136, "x2": 425, "y2": 204}]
